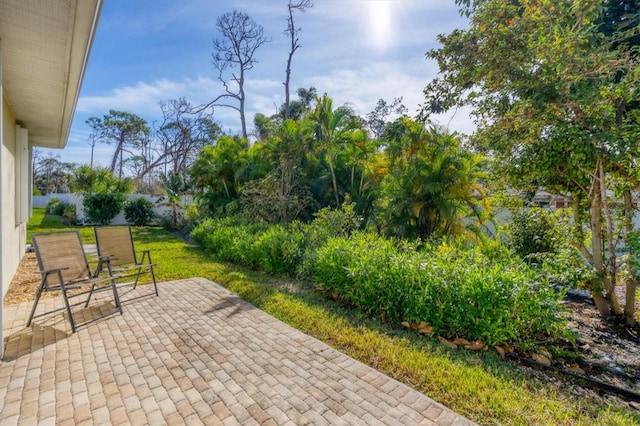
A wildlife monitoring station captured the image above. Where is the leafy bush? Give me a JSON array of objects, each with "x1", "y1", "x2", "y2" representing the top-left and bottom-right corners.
[
  {"x1": 191, "y1": 217, "x2": 570, "y2": 348},
  {"x1": 83, "y1": 192, "x2": 126, "y2": 225},
  {"x1": 45, "y1": 198, "x2": 76, "y2": 224},
  {"x1": 250, "y1": 224, "x2": 306, "y2": 274},
  {"x1": 527, "y1": 247, "x2": 593, "y2": 289},
  {"x1": 191, "y1": 218, "x2": 268, "y2": 264},
  {"x1": 298, "y1": 203, "x2": 362, "y2": 279},
  {"x1": 507, "y1": 207, "x2": 565, "y2": 260},
  {"x1": 192, "y1": 219, "x2": 305, "y2": 275},
  {"x1": 311, "y1": 233, "x2": 567, "y2": 347},
  {"x1": 181, "y1": 203, "x2": 205, "y2": 233},
  {"x1": 45, "y1": 197, "x2": 65, "y2": 215},
  {"x1": 62, "y1": 204, "x2": 77, "y2": 225},
  {"x1": 124, "y1": 198, "x2": 156, "y2": 226}
]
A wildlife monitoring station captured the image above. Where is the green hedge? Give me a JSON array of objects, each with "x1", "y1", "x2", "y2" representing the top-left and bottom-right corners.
[{"x1": 191, "y1": 220, "x2": 568, "y2": 347}]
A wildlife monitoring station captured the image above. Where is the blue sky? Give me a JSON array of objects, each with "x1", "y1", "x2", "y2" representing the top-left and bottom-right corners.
[{"x1": 58, "y1": 0, "x2": 471, "y2": 166}]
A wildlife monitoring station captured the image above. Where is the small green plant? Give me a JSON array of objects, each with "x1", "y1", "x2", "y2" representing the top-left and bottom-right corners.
[
  {"x1": 45, "y1": 197, "x2": 64, "y2": 215},
  {"x1": 124, "y1": 198, "x2": 156, "y2": 227},
  {"x1": 45, "y1": 198, "x2": 75, "y2": 223},
  {"x1": 62, "y1": 204, "x2": 77, "y2": 225},
  {"x1": 83, "y1": 192, "x2": 126, "y2": 225}
]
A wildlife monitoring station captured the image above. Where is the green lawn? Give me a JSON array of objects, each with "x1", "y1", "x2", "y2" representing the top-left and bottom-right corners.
[{"x1": 26, "y1": 208, "x2": 639, "y2": 425}]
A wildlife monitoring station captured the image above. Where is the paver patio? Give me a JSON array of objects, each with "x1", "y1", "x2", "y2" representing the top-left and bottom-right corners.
[{"x1": 0, "y1": 278, "x2": 474, "y2": 425}]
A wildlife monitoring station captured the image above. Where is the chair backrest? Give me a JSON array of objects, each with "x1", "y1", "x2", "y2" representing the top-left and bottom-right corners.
[
  {"x1": 94, "y1": 226, "x2": 137, "y2": 267},
  {"x1": 31, "y1": 231, "x2": 91, "y2": 283}
]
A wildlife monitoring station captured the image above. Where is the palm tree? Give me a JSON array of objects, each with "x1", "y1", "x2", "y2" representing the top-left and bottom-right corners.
[
  {"x1": 381, "y1": 120, "x2": 490, "y2": 240},
  {"x1": 309, "y1": 94, "x2": 356, "y2": 208}
]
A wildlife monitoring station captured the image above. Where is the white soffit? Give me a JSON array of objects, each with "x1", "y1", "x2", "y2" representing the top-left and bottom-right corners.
[{"x1": 0, "y1": 0, "x2": 102, "y2": 148}]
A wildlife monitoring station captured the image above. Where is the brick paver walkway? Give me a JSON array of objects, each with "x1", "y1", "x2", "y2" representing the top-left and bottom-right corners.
[{"x1": 0, "y1": 278, "x2": 474, "y2": 425}]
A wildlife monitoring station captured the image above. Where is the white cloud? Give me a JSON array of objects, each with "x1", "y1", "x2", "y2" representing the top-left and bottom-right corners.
[{"x1": 62, "y1": 0, "x2": 473, "y2": 165}]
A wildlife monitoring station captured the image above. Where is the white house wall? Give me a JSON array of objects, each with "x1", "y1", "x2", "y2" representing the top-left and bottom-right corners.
[{"x1": 1, "y1": 94, "x2": 26, "y2": 300}]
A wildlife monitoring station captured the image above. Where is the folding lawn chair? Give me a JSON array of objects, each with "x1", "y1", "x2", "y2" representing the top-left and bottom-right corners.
[
  {"x1": 27, "y1": 231, "x2": 123, "y2": 333},
  {"x1": 93, "y1": 225, "x2": 159, "y2": 302}
]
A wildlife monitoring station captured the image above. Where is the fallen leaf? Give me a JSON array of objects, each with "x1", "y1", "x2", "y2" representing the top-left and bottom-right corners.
[
  {"x1": 401, "y1": 321, "x2": 411, "y2": 328},
  {"x1": 453, "y1": 337, "x2": 471, "y2": 346},
  {"x1": 464, "y1": 341, "x2": 486, "y2": 351},
  {"x1": 532, "y1": 353, "x2": 551, "y2": 366},
  {"x1": 418, "y1": 325, "x2": 434, "y2": 335},
  {"x1": 494, "y1": 346, "x2": 506, "y2": 359},
  {"x1": 567, "y1": 364, "x2": 585, "y2": 375},
  {"x1": 538, "y1": 348, "x2": 552, "y2": 358},
  {"x1": 438, "y1": 337, "x2": 458, "y2": 350}
]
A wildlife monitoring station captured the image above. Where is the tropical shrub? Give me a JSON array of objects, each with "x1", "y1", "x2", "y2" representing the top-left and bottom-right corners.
[
  {"x1": 45, "y1": 198, "x2": 76, "y2": 224},
  {"x1": 45, "y1": 197, "x2": 65, "y2": 216},
  {"x1": 83, "y1": 192, "x2": 126, "y2": 225},
  {"x1": 62, "y1": 204, "x2": 77, "y2": 225},
  {"x1": 248, "y1": 223, "x2": 306, "y2": 274},
  {"x1": 192, "y1": 217, "x2": 569, "y2": 348},
  {"x1": 191, "y1": 218, "x2": 268, "y2": 264},
  {"x1": 311, "y1": 233, "x2": 567, "y2": 347},
  {"x1": 507, "y1": 207, "x2": 564, "y2": 260},
  {"x1": 124, "y1": 198, "x2": 156, "y2": 226}
]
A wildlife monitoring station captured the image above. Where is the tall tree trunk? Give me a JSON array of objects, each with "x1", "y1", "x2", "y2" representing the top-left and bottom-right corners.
[
  {"x1": 571, "y1": 193, "x2": 593, "y2": 263},
  {"x1": 589, "y1": 179, "x2": 612, "y2": 318},
  {"x1": 623, "y1": 188, "x2": 638, "y2": 326},
  {"x1": 598, "y1": 162, "x2": 623, "y2": 316}
]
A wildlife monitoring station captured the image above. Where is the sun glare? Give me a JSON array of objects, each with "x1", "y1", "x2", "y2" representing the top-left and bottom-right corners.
[{"x1": 367, "y1": 1, "x2": 394, "y2": 51}]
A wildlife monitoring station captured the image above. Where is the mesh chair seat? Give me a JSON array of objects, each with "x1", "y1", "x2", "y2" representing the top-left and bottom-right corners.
[
  {"x1": 93, "y1": 226, "x2": 159, "y2": 302},
  {"x1": 28, "y1": 231, "x2": 123, "y2": 333}
]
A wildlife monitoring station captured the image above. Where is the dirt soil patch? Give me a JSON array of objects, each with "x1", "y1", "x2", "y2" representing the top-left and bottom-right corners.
[
  {"x1": 4, "y1": 253, "x2": 50, "y2": 305},
  {"x1": 517, "y1": 292, "x2": 640, "y2": 415}
]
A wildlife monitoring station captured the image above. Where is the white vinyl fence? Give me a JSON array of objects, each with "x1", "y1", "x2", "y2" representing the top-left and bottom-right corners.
[{"x1": 33, "y1": 193, "x2": 194, "y2": 225}]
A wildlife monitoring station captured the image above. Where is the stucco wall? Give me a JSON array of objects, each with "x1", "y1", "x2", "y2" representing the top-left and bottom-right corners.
[{"x1": 1, "y1": 95, "x2": 27, "y2": 300}]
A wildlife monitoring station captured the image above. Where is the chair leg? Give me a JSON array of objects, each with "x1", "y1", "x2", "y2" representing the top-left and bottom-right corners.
[
  {"x1": 58, "y1": 273, "x2": 77, "y2": 333},
  {"x1": 150, "y1": 265, "x2": 159, "y2": 296},
  {"x1": 84, "y1": 282, "x2": 98, "y2": 308},
  {"x1": 106, "y1": 263, "x2": 123, "y2": 314},
  {"x1": 144, "y1": 251, "x2": 159, "y2": 296},
  {"x1": 26, "y1": 277, "x2": 47, "y2": 328}
]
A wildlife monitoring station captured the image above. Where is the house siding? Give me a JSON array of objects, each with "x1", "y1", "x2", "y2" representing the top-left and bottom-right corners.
[{"x1": 2, "y1": 94, "x2": 26, "y2": 297}]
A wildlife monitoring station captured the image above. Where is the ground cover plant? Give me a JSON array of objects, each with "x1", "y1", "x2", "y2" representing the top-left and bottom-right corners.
[{"x1": 16, "y1": 208, "x2": 638, "y2": 425}]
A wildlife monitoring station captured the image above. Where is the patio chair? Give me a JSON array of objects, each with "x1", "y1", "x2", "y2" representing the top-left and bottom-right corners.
[
  {"x1": 93, "y1": 225, "x2": 159, "y2": 302},
  {"x1": 27, "y1": 231, "x2": 123, "y2": 333}
]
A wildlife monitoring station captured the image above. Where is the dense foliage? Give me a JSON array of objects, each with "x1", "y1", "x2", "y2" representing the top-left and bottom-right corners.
[
  {"x1": 124, "y1": 198, "x2": 156, "y2": 226},
  {"x1": 44, "y1": 197, "x2": 76, "y2": 225},
  {"x1": 192, "y1": 216, "x2": 573, "y2": 348},
  {"x1": 425, "y1": 0, "x2": 640, "y2": 324},
  {"x1": 83, "y1": 192, "x2": 127, "y2": 226}
]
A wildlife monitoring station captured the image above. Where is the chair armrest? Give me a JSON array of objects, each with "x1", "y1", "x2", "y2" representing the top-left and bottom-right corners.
[{"x1": 38, "y1": 266, "x2": 70, "y2": 276}]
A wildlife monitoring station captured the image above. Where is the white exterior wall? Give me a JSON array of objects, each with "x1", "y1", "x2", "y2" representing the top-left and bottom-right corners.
[
  {"x1": 1, "y1": 88, "x2": 30, "y2": 357},
  {"x1": 2, "y1": 106, "x2": 29, "y2": 291}
]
